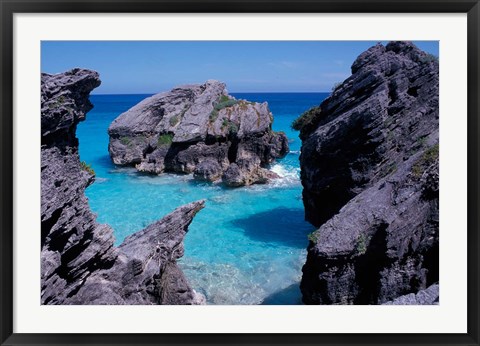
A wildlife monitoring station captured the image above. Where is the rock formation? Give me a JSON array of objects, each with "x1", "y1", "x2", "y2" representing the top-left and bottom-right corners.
[
  {"x1": 298, "y1": 42, "x2": 439, "y2": 304},
  {"x1": 41, "y1": 68, "x2": 205, "y2": 305},
  {"x1": 107, "y1": 80, "x2": 288, "y2": 187},
  {"x1": 383, "y1": 284, "x2": 439, "y2": 305}
]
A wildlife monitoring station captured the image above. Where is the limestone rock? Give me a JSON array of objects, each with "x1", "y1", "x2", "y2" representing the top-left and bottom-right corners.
[
  {"x1": 383, "y1": 284, "x2": 439, "y2": 305},
  {"x1": 222, "y1": 159, "x2": 279, "y2": 187},
  {"x1": 41, "y1": 68, "x2": 205, "y2": 305},
  {"x1": 108, "y1": 80, "x2": 288, "y2": 186},
  {"x1": 298, "y1": 42, "x2": 439, "y2": 304},
  {"x1": 70, "y1": 201, "x2": 206, "y2": 305},
  {"x1": 193, "y1": 159, "x2": 223, "y2": 182}
]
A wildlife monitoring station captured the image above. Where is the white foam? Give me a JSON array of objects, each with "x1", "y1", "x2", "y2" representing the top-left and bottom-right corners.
[{"x1": 270, "y1": 164, "x2": 301, "y2": 187}]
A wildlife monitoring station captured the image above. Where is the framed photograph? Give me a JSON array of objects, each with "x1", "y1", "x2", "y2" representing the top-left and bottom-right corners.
[{"x1": 1, "y1": 1, "x2": 479, "y2": 345}]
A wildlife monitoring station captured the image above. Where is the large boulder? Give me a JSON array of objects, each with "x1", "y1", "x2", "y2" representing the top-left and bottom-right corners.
[
  {"x1": 41, "y1": 68, "x2": 205, "y2": 305},
  {"x1": 298, "y1": 42, "x2": 439, "y2": 304},
  {"x1": 108, "y1": 80, "x2": 288, "y2": 186}
]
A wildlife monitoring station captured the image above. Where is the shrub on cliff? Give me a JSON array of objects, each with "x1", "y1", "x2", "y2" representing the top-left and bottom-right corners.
[
  {"x1": 215, "y1": 99, "x2": 238, "y2": 111},
  {"x1": 80, "y1": 161, "x2": 95, "y2": 176},
  {"x1": 291, "y1": 105, "x2": 322, "y2": 132}
]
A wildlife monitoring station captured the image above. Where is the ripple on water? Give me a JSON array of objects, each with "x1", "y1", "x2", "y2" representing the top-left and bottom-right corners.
[{"x1": 179, "y1": 253, "x2": 306, "y2": 305}]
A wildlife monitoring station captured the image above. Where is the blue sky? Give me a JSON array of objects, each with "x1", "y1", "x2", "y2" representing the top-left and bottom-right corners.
[{"x1": 41, "y1": 41, "x2": 438, "y2": 94}]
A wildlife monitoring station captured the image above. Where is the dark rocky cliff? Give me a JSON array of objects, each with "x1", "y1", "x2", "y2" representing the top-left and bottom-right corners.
[
  {"x1": 108, "y1": 81, "x2": 288, "y2": 187},
  {"x1": 41, "y1": 68, "x2": 205, "y2": 305},
  {"x1": 298, "y1": 42, "x2": 439, "y2": 304}
]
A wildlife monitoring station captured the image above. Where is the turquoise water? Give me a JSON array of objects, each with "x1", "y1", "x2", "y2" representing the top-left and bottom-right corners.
[{"x1": 77, "y1": 92, "x2": 329, "y2": 305}]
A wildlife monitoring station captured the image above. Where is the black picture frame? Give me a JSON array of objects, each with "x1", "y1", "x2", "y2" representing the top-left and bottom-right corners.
[{"x1": 1, "y1": 1, "x2": 479, "y2": 345}]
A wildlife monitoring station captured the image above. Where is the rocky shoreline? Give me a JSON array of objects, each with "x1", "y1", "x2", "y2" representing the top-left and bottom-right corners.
[
  {"x1": 108, "y1": 80, "x2": 288, "y2": 187},
  {"x1": 298, "y1": 41, "x2": 439, "y2": 304},
  {"x1": 40, "y1": 41, "x2": 439, "y2": 306},
  {"x1": 41, "y1": 68, "x2": 205, "y2": 305}
]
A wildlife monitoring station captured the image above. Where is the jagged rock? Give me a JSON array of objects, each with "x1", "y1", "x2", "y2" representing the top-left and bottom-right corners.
[
  {"x1": 193, "y1": 159, "x2": 223, "y2": 182},
  {"x1": 222, "y1": 159, "x2": 279, "y2": 187},
  {"x1": 69, "y1": 200, "x2": 206, "y2": 305},
  {"x1": 41, "y1": 68, "x2": 205, "y2": 305},
  {"x1": 108, "y1": 80, "x2": 288, "y2": 186},
  {"x1": 383, "y1": 284, "x2": 439, "y2": 305},
  {"x1": 298, "y1": 42, "x2": 439, "y2": 304}
]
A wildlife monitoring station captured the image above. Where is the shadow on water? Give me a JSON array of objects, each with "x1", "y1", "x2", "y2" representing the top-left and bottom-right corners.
[
  {"x1": 231, "y1": 207, "x2": 312, "y2": 248},
  {"x1": 261, "y1": 283, "x2": 303, "y2": 305}
]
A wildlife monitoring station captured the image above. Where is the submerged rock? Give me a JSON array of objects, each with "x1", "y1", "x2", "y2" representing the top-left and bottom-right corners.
[
  {"x1": 108, "y1": 80, "x2": 288, "y2": 186},
  {"x1": 298, "y1": 42, "x2": 439, "y2": 304},
  {"x1": 41, "y1": 68, "x2": 205, "y2": 305}
]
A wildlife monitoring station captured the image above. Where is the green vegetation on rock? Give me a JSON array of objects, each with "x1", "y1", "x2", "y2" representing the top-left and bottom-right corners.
[
  {"x1": 157, "y1": 133, "x2": 173, "y2": 146},
  {"x1": 57, "y1": 95, "x2": 66, "y2": 105},
  {"x1": 214, "y1": 94, "x2": 238, "y2": 111},
  {"x1": 291, "y1": 105, "x2": 322, "y2": 132},
  {"x1": 215, "y1": 99, "x2": 238, "y2": 111},
  {"x1": 209, "y1": 95, "x2": 241, "y2": 123},
  {"x1": 307, "y1": 231, "x2": 319, "y2": 243},
  {"x1": 229, "y1": 122, "x2": 239, "y2": 134},
  {"x1": 411, "y1": 144, "x2": 439, "y2": 178},
  {"x1": 221, "y1": 118, "x2": 239, "y2": 134},
  {"x1": 120, "y1": 137, "x2": 131, "y2": 145},
  {"x1": 80, "y1": 161, "x2": 95, "y2": 176},
  {"x1": 209, "y1": 109, "x2": 219, "y2": 123},
  {"x1": 356, "y1": 233, "x2": 369, "y2": 255},
  {"x1": 218, "y1": 94, "x2": 230, "y2": 103}
]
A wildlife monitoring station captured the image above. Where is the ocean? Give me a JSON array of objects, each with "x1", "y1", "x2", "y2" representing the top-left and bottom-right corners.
[{"x1": 77, "y1": 92, "x2": 329, "y2": 305}]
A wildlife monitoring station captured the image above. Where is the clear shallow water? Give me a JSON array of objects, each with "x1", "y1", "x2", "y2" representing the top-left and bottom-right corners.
[{"x1": 77, "y1": 92, "x2": 329, "y2": 305}]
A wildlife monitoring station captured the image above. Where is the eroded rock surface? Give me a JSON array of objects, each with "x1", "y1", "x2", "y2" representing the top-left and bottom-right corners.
[
  {"x1": 41, "y1": 68, "x2": 205, "y2": 305},
  {"x1": 298, "y1": 42, "x2": 439, "y2": 304},
  {"x1": 108, "y1": 80, "x2": 288, "y2": 186},
  {"x1": 383, "y1": 284, "x2": 439, "y2": 305}
]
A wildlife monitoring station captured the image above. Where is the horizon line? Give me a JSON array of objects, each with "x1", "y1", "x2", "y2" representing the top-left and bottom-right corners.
[{"x1": 91, "y1": 91, "x2": 333, "y2": 96}]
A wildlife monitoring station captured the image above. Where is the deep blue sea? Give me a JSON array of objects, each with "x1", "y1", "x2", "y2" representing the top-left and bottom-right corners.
[{"x1": 77, "y1": 92, "x2": 329, "y2": 305}]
